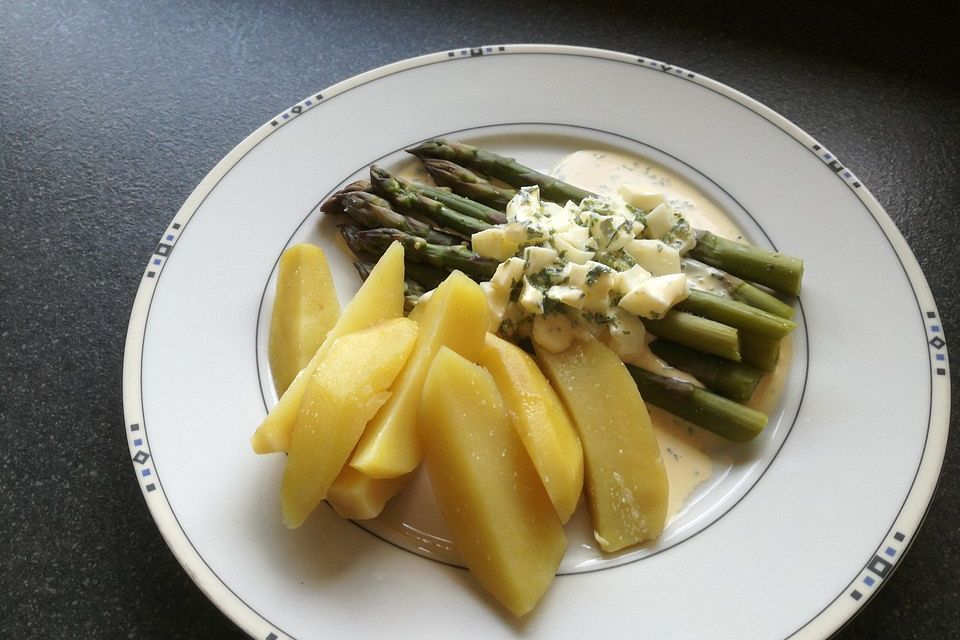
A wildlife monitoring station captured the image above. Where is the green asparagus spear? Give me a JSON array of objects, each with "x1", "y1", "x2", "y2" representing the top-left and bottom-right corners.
[
  {"x1": 340, "y1": 222, "x2": 452, "y2": 294},
  {"x1": 689, "y1": 230, "x2": 804, "y2": 297},
  {"x1": 352, "y1": 260, "x2": 375, "y2": 281},
  {"x1": 675, "y1": 289, "x2": 796, "y2": 339},
  {"x1": 340, "y1": 192, "x2": 462, "y2": 246},
  {"x1": 337, "y1": 223, "x2": 380, "y2": 262},
  {"x1": 627, "y1": 365, "x2": 768, "y2": 442},
  {"x1": 319, "y1": 180, "x2": 370, "y2": 215},
  {"x1": 407, "y1": 140, "x2": 590, "y2": 205},
  {"x1": 397, "y1": 172, "x2": 507, "y2": 225},
  {"x1": 733, "y1": 281, "x2": 796, "y2": 320},
  {"x1": 738, "y1": 331, "x2": 782, "y2": 372},
  {"x1": 351, "y1": 227, "x2": 499, "y2": 281},
  {"x1": 404, "y1": 261, "x2": 450, "y2": 290},
  {"x1": 682, "y1": 258, "x2": 796, "y2": 320},
  {"x1": 641, "y1": 311, "x2": 741, "y2": 362},
  {"x1": 648, "y1": 340, "x2": 763, "y2": 402},
  {"x1": 369, "y1": 165, "x2": 492, "y2": 237},
  {"x1": 421, "y1": 158, "x2": 518, "y2": 211}
]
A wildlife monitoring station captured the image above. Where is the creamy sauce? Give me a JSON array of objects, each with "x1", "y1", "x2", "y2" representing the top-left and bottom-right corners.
[
  {"x1": 550, "y1": 149, "x2": 792, "y2": 525},
  {"x1": 552, "y1": 150, "x2": 746, "y2": 241}
]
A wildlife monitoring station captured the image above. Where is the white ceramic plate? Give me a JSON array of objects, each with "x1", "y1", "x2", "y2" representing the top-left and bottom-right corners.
[{"x1": 123, "y1": 45, "x2": 950, "y2": 639}]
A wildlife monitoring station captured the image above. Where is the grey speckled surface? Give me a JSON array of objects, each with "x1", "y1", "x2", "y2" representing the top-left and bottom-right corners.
[{"x1": 1, "y1": 1, "x2": 957, "y2": 638}]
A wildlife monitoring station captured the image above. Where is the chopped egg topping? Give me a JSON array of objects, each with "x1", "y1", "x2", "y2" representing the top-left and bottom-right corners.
[{"x1": 473, "y1": 185, "x2": 694, "y2": 356}]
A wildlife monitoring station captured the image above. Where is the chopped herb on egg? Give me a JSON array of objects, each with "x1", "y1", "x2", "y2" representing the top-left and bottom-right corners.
[{"x1": 472, "y1": 185, "x2": 691, "y2": 356}]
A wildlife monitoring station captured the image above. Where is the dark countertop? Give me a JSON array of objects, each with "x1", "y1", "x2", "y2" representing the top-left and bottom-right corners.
[{"x1": 2, "y1": 1, "x2": 957, "y2": 637}]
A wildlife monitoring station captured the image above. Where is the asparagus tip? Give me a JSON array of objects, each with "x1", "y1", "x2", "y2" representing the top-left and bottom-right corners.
[
  {"x1": 319, "y1": 180, "x2": 370, "y2": 214},
  {"x1": 405, "y1": 139, "x2": 449, "y2": 157}
]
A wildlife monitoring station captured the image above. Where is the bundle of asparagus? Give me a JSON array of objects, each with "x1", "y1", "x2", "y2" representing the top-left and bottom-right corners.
[{"x1": 321, "y1": 139, "x2": 803, "y2": 442}]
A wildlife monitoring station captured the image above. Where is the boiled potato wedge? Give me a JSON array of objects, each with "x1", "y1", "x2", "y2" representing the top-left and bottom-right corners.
[
  {"x1": 536, "y1": 336, "x2": 668, "y2": 553},
  {"x1": 419, "y1": 347, "x2": 566, "y2": 617},
  {"x1": 281, "y1": 318, "x2": 419, "y2": 528},
  {"x1": 250, "y1": 241, "x2": 405, "y2": 454},
  {"x1": 349, "y1": 271, "x2": 489, "y2": 479},
  {"x1": 268, "y1": 243, "x2": 340, "y2": 396},
  {"x1": 480, "y1": 333, "x2": 583, "y2": 523},
  {"x1": 326, "y1": 466, "x2": 412, "y2": 521}
]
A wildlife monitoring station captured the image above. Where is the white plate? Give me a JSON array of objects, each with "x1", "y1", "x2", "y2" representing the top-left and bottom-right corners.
[{"x1": 123, "y1": 45, "x2": 950, "y2": 639}]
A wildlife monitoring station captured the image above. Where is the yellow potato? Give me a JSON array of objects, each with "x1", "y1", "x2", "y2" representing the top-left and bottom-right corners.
[
  {"x1": 281, "y1": 318, "x2": 419, "y2": 528},
  {"x1": 268, "y1": 243, "x2": 340, "y2": 396},
  {"x1": 480, "y1": 333, "x2": 583, "y2": 523},
  {"x1": 349, "y1": 271, "x2": 489, "y2": 479},
  {"x1": 536, "y1": 336, "x2": 669, "y2": 552},
  {"x1": 326, "y1": 466, "x2": 412, "y2": 521},
  {"x1": 418, "y1": 347, "x2": 566, "y2": 617},
  {"x1": 250, "y1": 242, "x2": 405, "y2": 454}
]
